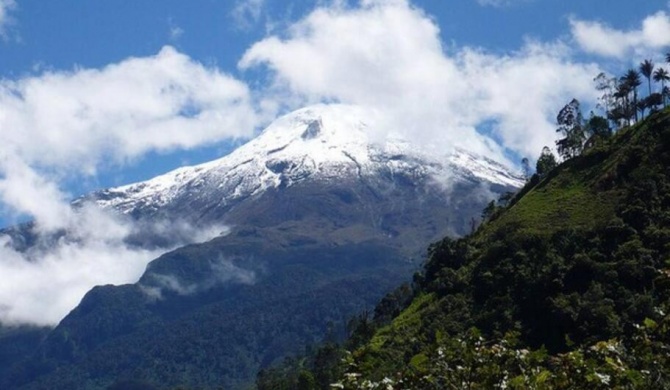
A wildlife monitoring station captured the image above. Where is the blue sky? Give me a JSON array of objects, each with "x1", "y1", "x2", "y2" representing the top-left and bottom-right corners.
[
  {"x1": 0, "y1": 0, "x2": 668, "y2": 229},
  {"x1": 0, "y1": 1, "x2": 665, "y2": 73},
  {"x1": 1, "y1": 0, "x2": 670, "y2": 326},
  {"x1": 0, "y1": 0, "x2": 668, "y2": 203}
]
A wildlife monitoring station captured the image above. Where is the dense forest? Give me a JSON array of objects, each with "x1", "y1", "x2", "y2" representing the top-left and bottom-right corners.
[{"x1": 257, "y1": 59, "x2": 670, "y2": 389}]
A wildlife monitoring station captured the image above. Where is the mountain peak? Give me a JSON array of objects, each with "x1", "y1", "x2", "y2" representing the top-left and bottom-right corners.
[{"x1": 89, "y1": 104, "x2": 523, "y2": 217}]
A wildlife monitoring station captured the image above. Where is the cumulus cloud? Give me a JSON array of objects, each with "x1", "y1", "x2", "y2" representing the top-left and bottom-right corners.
[
  {"x1": 0, "y1": 47, "x2": 262, "y2": 326},
  {"x1": 0, "y1": 46, "x2": 258, "y2": 173},
  {"x1": 240, "y1": 0, "x2": 600, "y2": 161},
  {"x1": 570, "y1": 11, "x2": 670, "y2": 59}
]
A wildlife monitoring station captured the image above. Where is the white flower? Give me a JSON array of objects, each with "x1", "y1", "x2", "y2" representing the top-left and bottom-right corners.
[{"x1": 594, "y1": 372, "x2": 611, "y2": 385}]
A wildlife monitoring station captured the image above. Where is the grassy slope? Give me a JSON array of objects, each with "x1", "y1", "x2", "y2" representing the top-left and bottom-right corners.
[{"x1": 351, "y1": 108, "x2": 670, "y2": 379}]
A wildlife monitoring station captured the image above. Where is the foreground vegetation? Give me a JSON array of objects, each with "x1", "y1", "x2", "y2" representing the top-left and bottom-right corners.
[{"x1": 257, "y1": 101, "x2": 670, "y2": 389}]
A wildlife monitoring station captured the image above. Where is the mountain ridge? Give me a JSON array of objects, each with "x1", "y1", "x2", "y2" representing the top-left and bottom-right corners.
[{"x1": 85, "y1": 104, "x2": 523, "y2": 220}]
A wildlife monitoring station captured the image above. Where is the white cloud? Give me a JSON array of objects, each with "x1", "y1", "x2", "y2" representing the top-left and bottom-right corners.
[
  {"x1": 571, "y1": 11, "x2": 670, "y2": 59},
  {"x1": 240, "y1": 0, "x2": 600, "y2": 161},
  {"x1": 0, "y1": 46, "x2": 258, "y2": 174},
  {"x1": 0, "y1": 206, "x2": 228, "y2": 326},
  {"x1": 231, "y1": 0, "x2": 265, "y2": 30},
  {"x1": 168, "y1": 19, "x2": 184, "y2": 41},
  {"x1": 0, "y1": 153, "x2": 230, "y2": 326},
  {"x1": 476, "y1": 0, "x2": 531, "y2": 7},
  {"x1": 0, "y1": 47, "x2": 263, "y2": 326},
  {"x1": 0, "y1": 0, "x2": 16, "y2": 39},
  {"x1": 141, "y1": 257, "x2": 256, "y2": 300}
]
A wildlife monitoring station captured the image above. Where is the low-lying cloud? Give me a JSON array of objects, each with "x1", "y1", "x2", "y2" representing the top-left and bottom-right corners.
[
  {"x1": 0, "y1": 47, "x2": 261, "y2": 327},
  {"x1": 141, "y1": 256, "x2": 257, "y2": 300},
  {"x1": 0, "y1": 204, "x2": 228, "y2": 326}
]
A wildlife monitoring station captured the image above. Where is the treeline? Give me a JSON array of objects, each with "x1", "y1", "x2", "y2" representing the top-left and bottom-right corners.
[{"x1": 528, "y1": 55, "x2": 670, "y2": 183}]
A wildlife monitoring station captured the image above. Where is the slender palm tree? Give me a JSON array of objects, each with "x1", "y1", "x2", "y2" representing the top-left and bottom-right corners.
[
  {"x1": 640, "y1": 59, "x2": 654, "y2": 98},
  {"x1": 621, "y1": 69, "x2": 641, "y2": 122},
  {"x1": 637, "y1": 100, "x2": 648, "y2": 120},
  {"x1": 612, "y1": 81, "x2": 631, "y2": 127},
  {"x1": 654, "y1": 68, "x2": 670, "y2": 107}
]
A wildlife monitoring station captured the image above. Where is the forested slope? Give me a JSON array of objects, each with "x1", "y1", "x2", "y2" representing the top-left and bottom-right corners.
[{"x1": 262, "y1": 109, "x2": 670, "y2": 389}]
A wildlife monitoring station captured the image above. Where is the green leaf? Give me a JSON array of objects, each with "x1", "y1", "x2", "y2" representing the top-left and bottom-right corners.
[
  {"x1": 643, "y1": 318, "x2": 658, "y2": 330},
  {"x1": 535, "y1": 370, "x2": 552, "y2": 384}
]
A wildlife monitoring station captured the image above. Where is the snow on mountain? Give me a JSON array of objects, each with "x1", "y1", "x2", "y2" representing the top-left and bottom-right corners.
[{"x1": 90, "y1": 104, "x2": 524, "y2": 215}]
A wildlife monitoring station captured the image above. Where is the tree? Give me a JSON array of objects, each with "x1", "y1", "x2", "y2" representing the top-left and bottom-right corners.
[
  {"x1": 585, "y1": 113, "x2": 610, "y2": 140},
  {"x1": 609, "y1": 81, "x2": 632, "y2": 128},
  {"x1": 594, "y1": 72, "x2": 616, "y2": 117},
  {"x1": 640, "y1": 59, "x2": 654, "y2": 98},
  {"x1": 653, "y1": 68, "x2": 669, "y2": 107},
  {"x1": 536, "y1": 146, "x2": 557, "y2": 178},
  {"x1": 297, "y1": 370, "x2": 317, "y2": 390},
  {"x1": 621, "y1": 69, "x2": 641, "y2": 123},
  {"x1": 644, "y1": 93, "x2": 664, "y2": 113},
  {"x1": 556, "y1": 99, "x2": 585, "y2": 159}
]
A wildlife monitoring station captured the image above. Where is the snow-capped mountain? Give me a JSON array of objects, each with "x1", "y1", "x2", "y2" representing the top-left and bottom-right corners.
[
  {"x1": 88, "y1": 104, "x2": 523, "y2": 220},
  {"x1": 4, "y1": 105, "x2": 526, "y2": 390}
]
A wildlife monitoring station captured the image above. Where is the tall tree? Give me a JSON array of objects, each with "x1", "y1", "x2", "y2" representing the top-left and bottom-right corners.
[
  {"x1": 594, "y1": 72, "x2": 616, "y2": 117},
  {"x1": 621, "y1": 69, "x2": 641, "y2": 123},
  {"x1": 653, "y1": 68, "x2": 670, "y2": 107},
  {"x1": 585, "y1": 113, "x2": 610, "y2": 140},
  {"x1": 640, "y1": 59, "x2": 654, "y2": 98},
  {"x1": 536, "y1": 146, "x2": 557, "y2": 178},
  {"x1": 555, "y1": 99, "x2": 585, "y2": 160},
  {"x1": 610, "y1": 81, "x2": 631, "y2": 127}
]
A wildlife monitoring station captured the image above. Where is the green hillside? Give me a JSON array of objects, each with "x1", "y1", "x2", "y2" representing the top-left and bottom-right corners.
[{"x1": 261, "y1": 109, "x2": 670, "y2": 389}]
